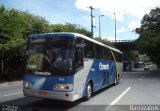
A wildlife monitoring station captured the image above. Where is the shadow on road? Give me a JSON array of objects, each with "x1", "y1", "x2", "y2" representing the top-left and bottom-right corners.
[{"x1": 0, "y1": 96, "x2": 83, "y2": 111}]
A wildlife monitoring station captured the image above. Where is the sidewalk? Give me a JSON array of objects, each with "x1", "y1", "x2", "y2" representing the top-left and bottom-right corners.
[{"x1": 0, "y1": 80, "x2": 23, "y2": 87}]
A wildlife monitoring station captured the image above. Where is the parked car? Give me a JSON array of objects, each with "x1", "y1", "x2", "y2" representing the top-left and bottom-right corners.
[{"x1": 144, "y1": 65, "x2": 150, "y2": 70}]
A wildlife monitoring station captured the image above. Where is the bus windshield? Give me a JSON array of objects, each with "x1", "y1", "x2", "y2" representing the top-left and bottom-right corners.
[{"x1": 25, "y1": 36, "x2": 74, "y2": 75}]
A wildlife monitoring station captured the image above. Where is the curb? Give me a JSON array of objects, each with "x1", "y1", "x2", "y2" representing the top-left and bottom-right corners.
[{"x1": 0, "y1": 80, "x2": 23, "y2": 87}]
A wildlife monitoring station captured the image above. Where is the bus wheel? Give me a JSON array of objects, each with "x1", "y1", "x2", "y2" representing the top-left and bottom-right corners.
[{"x1": 85, "y1": 82, "x2": 92, "y2": 100}]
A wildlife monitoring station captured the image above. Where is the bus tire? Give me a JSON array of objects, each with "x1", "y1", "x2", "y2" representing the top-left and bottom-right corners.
[{"x1": 85, "y1": 82, "x2": 93, "y2": 100}]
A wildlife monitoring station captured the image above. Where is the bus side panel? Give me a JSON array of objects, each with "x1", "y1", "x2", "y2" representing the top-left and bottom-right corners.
[
  {"x1": 92, "y1": 60, "x2": 116, "y2": 91},
  {"x1": 73, "y1": 59, "x2": 117, "y2": 100},
  {"x1": 73, "y1": 59, "x2": 94, "y2": 100}
]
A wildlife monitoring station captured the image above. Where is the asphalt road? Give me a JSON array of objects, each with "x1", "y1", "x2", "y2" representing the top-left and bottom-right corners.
[{"x1": 0, "y1": 69, "x2": 160, "y2": 111}]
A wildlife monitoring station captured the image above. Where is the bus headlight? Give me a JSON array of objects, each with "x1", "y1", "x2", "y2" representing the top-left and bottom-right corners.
[
  {"x1": 23, "y1": 82, "x2": 32, "y2": 89},
  {"x1": 53, "y1": 84, "x2": 73, "y2": 91}
]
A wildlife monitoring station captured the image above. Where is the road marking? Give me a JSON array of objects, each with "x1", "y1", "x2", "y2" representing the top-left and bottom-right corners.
[
  {"x1": 3, "y1": 91, "x2": 23, "y2": 97},
  {"x1": 109, "y1": 87, "x2": 131, "y2": 105},
  {"x1": 139, "y1": 76, "x2": 144, "y2": 80}
]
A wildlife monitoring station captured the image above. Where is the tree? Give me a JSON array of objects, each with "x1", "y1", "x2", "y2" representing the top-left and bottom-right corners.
[
  {"x1": 50, "y1": 23, "x2": 92, "y2": 37},
  {"x1": 20, "y1": 11, "x2": 51, "y2": 38},
  {"x1": 0, "y1": 5, "x2": 26, "y2": 58},
  {"x1": 0, "y1": 5, "x2": 25, "y2": 44},
  {"x1": 0, "y1": 5, "x2": 51, "y2": 58},
  {"x1": 123, "y1": 51, "x2": 138, "y2": 61},
  {"x1": 0, "y1": 5, "x2": 8, "y2": 44},
  {"x1": 94, "y1": 37, "x2": 114, "y2": 47},
  {"x1": 135, "y1": 7, "x2": 160, "y2": 67}
]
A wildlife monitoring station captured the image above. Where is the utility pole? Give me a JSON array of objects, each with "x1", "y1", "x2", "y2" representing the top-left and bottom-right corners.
[{"x1": 88, "y1": 6, "x2": 95, "y2": 38}]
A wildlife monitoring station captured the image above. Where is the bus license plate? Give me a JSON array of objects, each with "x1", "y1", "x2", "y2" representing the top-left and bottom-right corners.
[{"x1": 38, "y1": 91, "x2": 47, "y2": 96}]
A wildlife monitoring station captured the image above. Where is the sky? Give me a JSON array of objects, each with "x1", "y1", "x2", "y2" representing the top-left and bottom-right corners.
[{"x1": 1, "y1": 0, "x2": 160, "y2": 40}]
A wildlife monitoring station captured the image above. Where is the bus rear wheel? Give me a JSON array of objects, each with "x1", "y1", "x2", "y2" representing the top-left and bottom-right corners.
[{"x1": 85, "y1": 82, "x2": 92, "y2": 100}]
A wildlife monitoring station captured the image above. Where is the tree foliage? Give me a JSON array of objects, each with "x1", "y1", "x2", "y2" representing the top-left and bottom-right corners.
[
  {"x1": 135, "y1": 7, "x2": 160, "y2": 67},
  {"x1": 0, "y1": 5, "x2": 91, "y2": 59},
  {"x1": 50, "y1": 23, "x2": 92, "y2": 37},
  {"x1": 123, "y1": 51, "x2": 138, "y2": 61},
  {"x1": 94, "y1": 37, "x2": 114, "y2": 47}
]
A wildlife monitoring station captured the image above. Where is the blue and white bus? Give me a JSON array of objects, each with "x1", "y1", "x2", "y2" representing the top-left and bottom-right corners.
[{"x1": 23, "y1": 32, "x2": 123, "y2": 101}]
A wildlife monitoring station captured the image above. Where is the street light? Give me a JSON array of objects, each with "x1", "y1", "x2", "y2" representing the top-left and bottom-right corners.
[
  {"x1": 114, "y1": 13, "x2": 116, "y2": 42},
  {"x1": 99, "y1": 15, "x2": 104, "y2": 38}
]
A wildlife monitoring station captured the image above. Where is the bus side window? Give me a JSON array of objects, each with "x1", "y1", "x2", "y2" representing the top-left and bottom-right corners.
[
  {"x1": 103, "y1": 48, "x2": 111, "y2": 61},
  {"x1": 103, "y1": 48, "x2": 108, "y2": 60},
  {"x1": 84, "y1": 40, "x2": 94, "y2": 58},
  {"x1": 95, "y1": 44, "x2": 103, "y2": 59},
  {"x1": 75, "y1": 37, "x2": 84, "y2": 70}
]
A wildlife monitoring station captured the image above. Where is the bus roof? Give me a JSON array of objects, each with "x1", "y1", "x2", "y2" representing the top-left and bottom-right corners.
[{"x1": 30, "y1": 32, "x2": 122, "y2": 54}]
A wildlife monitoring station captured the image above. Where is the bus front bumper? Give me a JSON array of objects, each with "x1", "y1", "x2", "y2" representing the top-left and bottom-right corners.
[{"x1": 23, "y1": 89, "x2": 76, "y2": 102}]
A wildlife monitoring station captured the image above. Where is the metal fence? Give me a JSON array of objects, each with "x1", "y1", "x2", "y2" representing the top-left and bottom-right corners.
[{"x1": 0, "y1": 57, "x2": 25, "y2": 82}]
